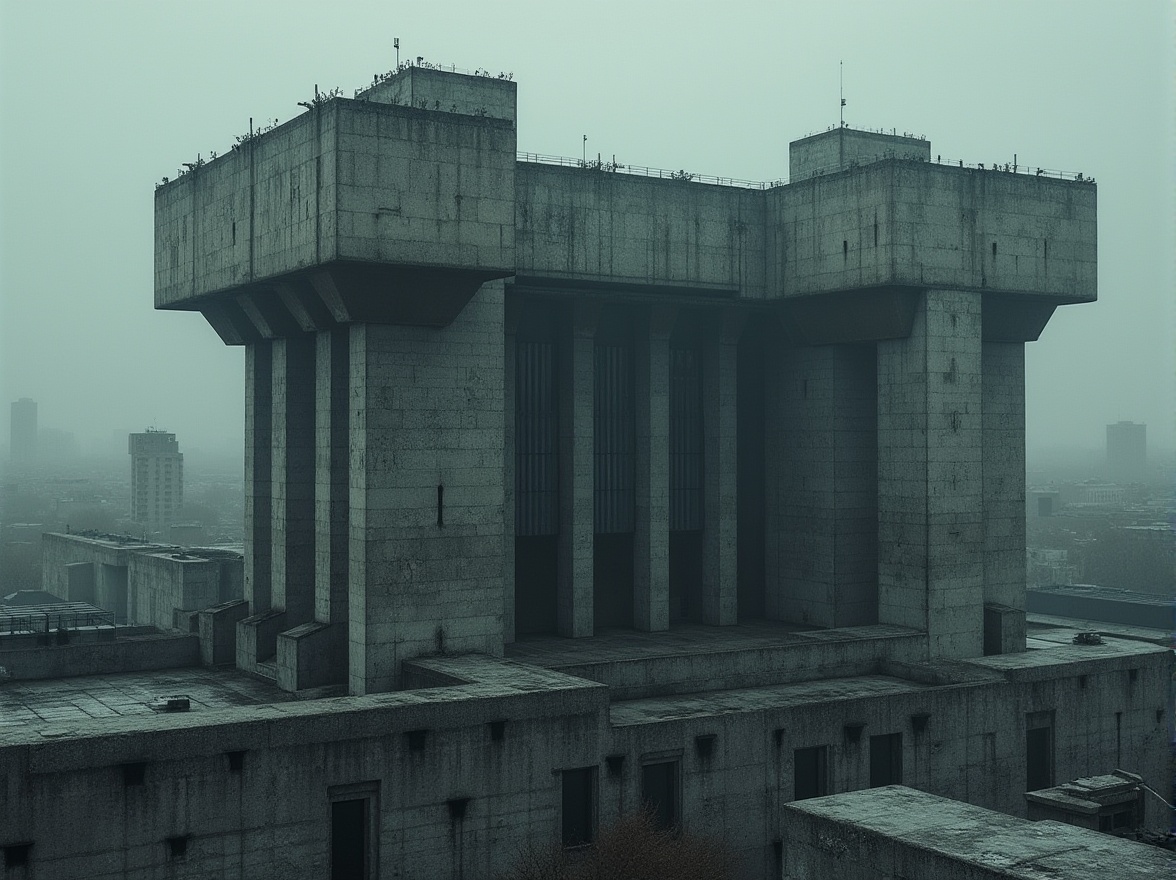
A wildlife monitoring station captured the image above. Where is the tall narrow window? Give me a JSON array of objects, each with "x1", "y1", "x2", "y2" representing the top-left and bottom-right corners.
[
  {"x1": 641, "y1": 760, "x2": 680, "y2": 830},
  {"x1": 1026, "y1": 711, "x2": 1054, "y2": 792},
  {"x1": 869, "y1": 733, "x2": 902, "y2": 788},
  {"x1": 561, "y1": 767, "x2": 596, "y2": 847},
  {"x1": 793, "y1": 746, "x2": 829, "y2": 800}
]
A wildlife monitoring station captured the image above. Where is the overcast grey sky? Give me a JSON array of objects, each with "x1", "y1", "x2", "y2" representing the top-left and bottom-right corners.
[{"x1": 1, "y1": 0, "x2": 1172, "y2": 460}]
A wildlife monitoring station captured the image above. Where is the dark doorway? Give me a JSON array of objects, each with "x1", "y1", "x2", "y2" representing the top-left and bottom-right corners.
[
  {"x1": 869, "y1": 733, "x2": 903, "y2": 787},
  {"x1": 641, "y1": 760, "x2": 679, "y2": 830},
  {"x1": 1026, "y1": 713, "x2": 1054, "y2": 792},
  {"x1": 515, "y1": 535, "x2": 558, "y2": 635},
  {"x1": 594, "y1": 533, "x2": 634, "y2": 629},
  {"x1": 331, "y1": 798, "x2": 368, "y2": 880},
  {"x1": 561, "y1": 767, "x2": 596, "y2": 847}
]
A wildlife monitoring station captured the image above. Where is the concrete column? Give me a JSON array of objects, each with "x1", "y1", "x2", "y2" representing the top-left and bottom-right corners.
[
  {"x1": 271, "y1": 334, "x2": 316, "y2": 627},
  {"x1": 502, "y1": 296, "x2": 519, "y2": 643},
  {"x1": 348, "y1": 282, "x2": 506, "y2": 695},
  {"x1": 315, "y1": 327, "x2": 350, "y2": 625},
  {"x1": 982, "y1": 341, "x2": 1027, "y2": 653},
  {"x1": 244, "y1": 341, "x2": 273, "y2": 614},
  {"x1": 701, "y1": 311, "x2": 742, "y2": 625},
  {"x1": 558, "y1": 301, "x2": 597, "y2": 638},
  {"x1": 877, "y1": 289, "x2": 983, "y2": 660},
  {"x1": 768, "y1": 344, "x2": 877, "y2": 627},
  {"x1": 634, "y1": 306, "x2": 675, "y2": 632}
]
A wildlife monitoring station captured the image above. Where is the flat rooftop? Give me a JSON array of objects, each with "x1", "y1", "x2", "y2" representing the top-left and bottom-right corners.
[
  {"x1": 785, "y1": 786, "x2": 1175, "y2": 876},
  {"x1": 0, "y1": 666, "x2": 293, "y2": 740}
]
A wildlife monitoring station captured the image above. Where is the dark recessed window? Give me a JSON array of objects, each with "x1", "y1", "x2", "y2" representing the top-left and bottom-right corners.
[
  {"x1": 489, "y1": 720, "x2": 506, "y2": 742},
  {"x1": 561, "y1": 767, "x2": 595, "y2": 847},
  {"x1": 3, "y1": 844, "x2": 32, "y2": 869},
  {"x1": 166, "y1": 836, "x2": 189, "y2": 860},
  {"x1": 794, "y1": 746, "x2": 829, "y2": 801},
  {"x1": 992, "y1": 241, "x2": 998, "y2": 257},
  {"x1": 123, "y1": 762, "x2": 147, "y2": 786},
  {"x1": 227, "y1": 750, "x2": 245, "y2": 773},
  {"x1": 869, "y1": 733, "x2": 902, "y2": 788}
]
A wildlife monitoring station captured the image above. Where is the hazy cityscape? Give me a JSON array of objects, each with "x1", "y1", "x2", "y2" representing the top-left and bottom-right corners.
[{"x1": 1, "y1": 2, "x2": 1173, "y2": 879}]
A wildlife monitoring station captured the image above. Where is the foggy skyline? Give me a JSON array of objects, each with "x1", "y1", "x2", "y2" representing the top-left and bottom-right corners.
[{"x1": 1, "y1": 0, "x2": 1173, "y2": 458}]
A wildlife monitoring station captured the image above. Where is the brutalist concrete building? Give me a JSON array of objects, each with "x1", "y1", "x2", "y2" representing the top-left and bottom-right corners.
[{"x1": 2, "y1": 66, "x2": 1170, "y2": 879}]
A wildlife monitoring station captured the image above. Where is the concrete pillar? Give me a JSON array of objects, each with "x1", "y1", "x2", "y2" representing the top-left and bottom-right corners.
[
  {"x1": 877, "y1": 289, "x2": 983, "y2": 660},
  {"x1": 244, "y1": 341, "x2": 273, "y2": 614},
  {"x1": 558, "y1": 301, "x2": 597, "y2": 637},
  {"x1": 701, "y1": 311, "x2": 742, "y2": 625},
  {"x1": 315, "y1": 327, "x2": 350, "y2": 627},
  {"x1": 271, "y1": 335, "x2": 316, "y2": 627},
  {"x1": 767, "y1": 344, "x2": 877, "y2": 627},
  {"x1": 982, "y1": 341, "x2": 1027, "y2": 653},
  {"x1": 503, "y1": 296, "x2": 519, "y2": 643},
  {"x1": 348, "y1": 282, "x2": 506, "y2": 694},
  {"x1": 634, "y1": 306, "x2": 675, "y2": 632}
]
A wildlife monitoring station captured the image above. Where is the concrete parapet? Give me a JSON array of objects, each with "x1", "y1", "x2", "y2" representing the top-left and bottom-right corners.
[
  {"x1": 236, "y1": 608, "x2": 287, "y2": 672},
  {"x1": 0, "y1": 633, "x2": 199, "y2": 681},
  {"x1": 199, "y1": 599, "x2": 250, "y2": 666},
  {"x1": 984, "y1": 603, "x2": 1027, "y2": 656},
  {"x1": 276, "y1": 621, "x2": 345, "y2": 692}
]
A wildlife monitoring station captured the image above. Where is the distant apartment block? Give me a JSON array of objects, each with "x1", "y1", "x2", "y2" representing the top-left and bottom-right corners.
[
  {"x1": 9, "y1": 397, "x2": 37, "y2": 463},
  {"x1": 128, "y1": 429, "x2": 183, "y2": 530},
  {"x1": 1106, "y1": 421, "x2": 1146, "y2": 482}
]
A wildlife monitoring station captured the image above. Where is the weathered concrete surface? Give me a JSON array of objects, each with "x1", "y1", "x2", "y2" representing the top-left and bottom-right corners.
[{"x1": 782, "y1": 786, "x2": 1175, "y2": 878}]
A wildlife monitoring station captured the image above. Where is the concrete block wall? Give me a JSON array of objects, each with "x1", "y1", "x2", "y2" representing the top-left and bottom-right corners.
[
  {"x1": 767, "y1": 343, "x2": 877, "y2": 627},
  {"x1": 348, "y1": 281, "x2": 507, "y2": 693},
  {"x1": 770, "y1": 162, "x2": 1097, "y2": 301},
  {"x1": 128, "y1": 553, "x2": 221, "y2": 631},
  {"x1": 357, "y1": 65, "x2": 517, "y2": 122},
  {"x1": 877, "y1": 290, "x2": 984, "y2": 660},
  {"x1": 154, "y1": 108, "x2": 337, "y2": 307},
  {"x1": 789, "y1": 127, "x2": 931, "y2": 181},
  {"x1": 515, "y1": 164, "x2": 767, "y2": 297}
]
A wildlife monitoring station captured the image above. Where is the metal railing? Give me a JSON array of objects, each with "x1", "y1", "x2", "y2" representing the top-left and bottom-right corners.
[
  {"x1": 517, "y1": 151, "x2": 1094, "y2": 187},
  {"x1": 0, "y1": 603, "x2": 115, "y2": 636}
]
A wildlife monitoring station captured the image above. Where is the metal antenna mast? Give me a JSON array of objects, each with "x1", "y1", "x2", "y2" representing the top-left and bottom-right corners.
[{"x1": 840, "y1": 61, "x2": 846, "y2": 127}]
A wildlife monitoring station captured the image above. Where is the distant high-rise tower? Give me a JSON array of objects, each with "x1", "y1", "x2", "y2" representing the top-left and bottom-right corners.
[
  {"x1": 1106, "y1": 421, "x2": 1146, "y2": 483},
  {"x1": 129, "y1": 430, "x2": 184, "y2": 530},
  {"x1": 10, "y1": 398, "x2": 37, "y2": 463}
]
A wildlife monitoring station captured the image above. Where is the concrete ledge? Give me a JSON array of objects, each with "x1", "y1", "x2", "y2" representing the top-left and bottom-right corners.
[
  {"x1": 0, "y1": 633, "x2": 199, "y2": 681},
  {"x1": 235, "y1": 608, "x2": 286, "y2": 673},
  {"x1": 199, "y1": 599, "x2": 250, "y2": 666},
  {"x1": 276, "y1": 621, "x2": 345, "y2": 692}
]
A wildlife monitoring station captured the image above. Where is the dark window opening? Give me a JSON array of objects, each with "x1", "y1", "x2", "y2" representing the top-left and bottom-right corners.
[
  {"x1": 231, "y1": 221, "x2": 236, "y2": 245},
  {"x1": 594, "y1": 323, "x2": 636, "y2": 534},
  {"x1": 123, "y1": 762, "x2": 146, "y2": 786},
  {"x1": 489, "y1": 720, "x2": 506, "y2": 742},
  {"x1": 869, "y1": 733, "x2": 902, "y2": 787},
  {"x1": 227, "y1": 750, "x2": 245, "y2": 773},
  {"x1": 3, "y1": 844, "x2": 32, "y2": 869},
  {"x1": 794, "y1": 746, "x2": 829, "y2": 800},
  {"x1": 561, "y1": 767, "x2": 595, "y2": 847},
  {"x1": 593, "y1": 532, "x2": 634, "y2": 629},
  {"x1": 1026, "y1": 712, "x2": 1054, "y2": 792},
  {"x1": 670, "y1": 335, "x2": 704, "y2": 532},
  {"x1": 515, "y1": 335, "x2": 559, "y2": 536},
  {"x1": 873, "y1": 219, "x2": 878, "y2": 246},
  {"x1": 842, "y1": 239, "x2": 849, "y2": 258},
  {"x1": 447, "y1": 797, "x2": 470, "y2": 821},
  {"x1": 166, "y1": 836, "x2": 189, "y2": 860},
  {"x1": 695, "y1": 734, "x2": 716, "y2": 760},
  {"x1": 331, "y1": 798, "x2": 368, "y2": 880},
  {"x1": 406, "y1": 729, "x2": 428, "y2": 752},
  {"x1": 514, "y1": 535, "x2": 558, "y2": 635},
  {"x1": 992, "y1": 241, "x2": 998, "y2": 257},
  {"x1": 436, "y1": 485, "x2": 444, "y2": 528},
  {"x1": 641, "y1": 760, "x2": 679, "y2": 831}
]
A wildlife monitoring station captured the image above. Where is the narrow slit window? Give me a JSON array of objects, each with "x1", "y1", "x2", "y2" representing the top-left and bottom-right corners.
[{"x1": 436, "y1": 484, "x2": 444, "y2": 528}]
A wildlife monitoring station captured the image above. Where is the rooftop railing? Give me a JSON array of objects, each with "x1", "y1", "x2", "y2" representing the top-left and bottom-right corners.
[
  {"x1": 0, "y1": 603, "x2": 115, "y2": 636},
  {"x1": 517, "y1": 151, "x2": 1095, "y2": 188}
]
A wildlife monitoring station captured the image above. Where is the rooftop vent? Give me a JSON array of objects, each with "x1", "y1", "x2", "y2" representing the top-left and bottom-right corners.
[{"x1": 151, "y1": 695, "x2": 191, "y2": 712}]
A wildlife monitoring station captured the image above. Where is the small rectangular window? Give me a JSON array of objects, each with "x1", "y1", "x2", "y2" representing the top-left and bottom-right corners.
[
  {"x1": 869, "y1": 733, "x2": 902, "y2": 788},
  {"x1": 3, "y1": 843, "x2": 32, "y2": 869},
  {"x1": 561, "y1": 767, "x2": 595, "y2": 847},
  {"x1": 641, "y1": 760, "x2": 679, "y2": 830},
  {"x1": 793, "y1": 746, "x2": 829, "y2": 800}
]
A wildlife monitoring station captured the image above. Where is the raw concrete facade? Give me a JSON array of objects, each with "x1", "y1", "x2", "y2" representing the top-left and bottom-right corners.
[
  {"x1": 128, "y1": 430, "x2": 184, "y2": 531},
  {"x1": 1, "y1": 66, "x2": 1167, "y2": 880}
]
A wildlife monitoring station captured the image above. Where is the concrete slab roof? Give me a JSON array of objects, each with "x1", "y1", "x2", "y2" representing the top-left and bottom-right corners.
[{"x1": 785, "y1": 786, "x2": 1176, "y2": 876}]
